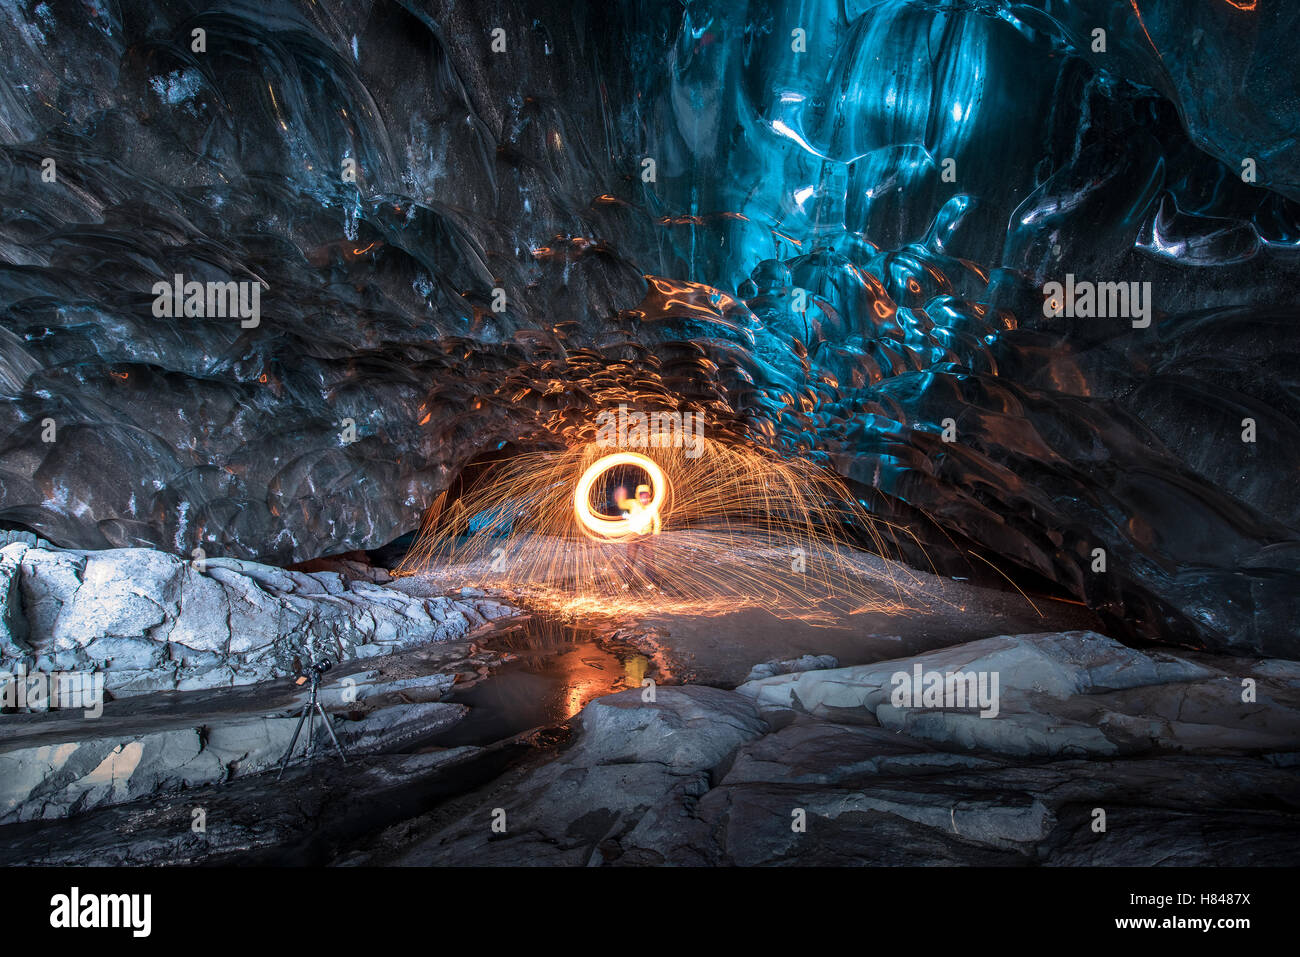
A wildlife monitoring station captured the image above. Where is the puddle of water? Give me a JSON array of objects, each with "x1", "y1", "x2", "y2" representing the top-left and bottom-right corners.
[{"x1": 420, "y1": 613, "x2": 651, "y2": 748}]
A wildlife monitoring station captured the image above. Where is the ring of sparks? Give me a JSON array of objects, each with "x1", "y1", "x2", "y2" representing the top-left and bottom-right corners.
[{"x1": 572, "y1": 451, "x2": 668, "y2": 540}]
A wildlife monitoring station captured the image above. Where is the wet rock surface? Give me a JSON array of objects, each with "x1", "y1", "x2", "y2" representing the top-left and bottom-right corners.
[
  {"x1": 0, "y1": 746, "x2": 519, "y2": 866},
  {"x1": 374, "y1": 686, "x2": 767, "y2": 866},
  {"x1": 352, "y1": 630, "x2": 1300, "y2": 866},
  {"x1": 1, "y1": 621, "x2": 1296, "y2": 865},
  {"x1": 0, "y1": 614, "x2": 542, "y2": 838}
]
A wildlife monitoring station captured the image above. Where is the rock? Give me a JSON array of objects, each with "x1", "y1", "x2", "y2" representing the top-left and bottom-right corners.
[
  {"x1": 336, "y1": 702, "x2": 466, "y2": 753},
  {"x1": 575, "y1": 686, "x2": 768, "y2": 770},
  {"x1": 0, "y1": 546, "x2": 29, "y2": 656},
  {"x1": 0, "y1": 728, "x2": 227, "y2": 824},
  {"x1": 12, "y1": 544, "x2": 84, "y2": 640},
  {"x1": 393, "y1": 686, "x2": 767, "y2": 865},
  {"x1": 340, "y1": 672, "x2": 457, "y2": 706},
  {"x1": 288, "y1": 553, "x2": 392, "y2": 584},
  {"x1": 0, "y1": 530, "x2": 51, "y2": 549},
  {"x1": 0, "y1": 681, "x2": 468, "y2": 824},
  {"x1": 0, "y1": 544, "x2": 520, "y2": 696},
  {"x1": 0, "y1": 747, "x2": 502, "y2": 866},
  {"x1": 738, "y1": 631, "x2": 1207, "y2": 714},
  {"x1": 744, "y1": 653, "x2": 839, "y2": 683},
  {"x1": 733, "y1": 630, "x2": 1300, "y2": 758},
  {"x1": 722, "y1": 716, "x2": 997, "y2": 786},
  {"x1": 383, "y1": 631, "x2": 1300, "y2": 866},
  {"x1": 51, "y1": 550, "x2": 180, "y2": 654}
]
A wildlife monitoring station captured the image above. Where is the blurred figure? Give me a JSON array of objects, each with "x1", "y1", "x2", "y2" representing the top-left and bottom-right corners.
[{"x1": 615, "y1": 483, "x2": 661, "y2": 588}]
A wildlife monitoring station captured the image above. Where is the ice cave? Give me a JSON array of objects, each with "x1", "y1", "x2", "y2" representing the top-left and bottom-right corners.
[{"x1": 0, "y1": 0, "x2": 1297, "y2": 875}]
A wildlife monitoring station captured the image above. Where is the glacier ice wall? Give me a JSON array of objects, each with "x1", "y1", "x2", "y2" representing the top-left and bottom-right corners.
[{"x1": 1, "y1": 0, "x2": 1299, "y2": 655}]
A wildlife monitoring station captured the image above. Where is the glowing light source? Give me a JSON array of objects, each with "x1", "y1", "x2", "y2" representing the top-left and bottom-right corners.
[
  {"x1": 397, "y1": 435, "x2": 937, "y2": 621},
  {"x1": 573, "y1": 451, "x2": 667, "y2": 541}
]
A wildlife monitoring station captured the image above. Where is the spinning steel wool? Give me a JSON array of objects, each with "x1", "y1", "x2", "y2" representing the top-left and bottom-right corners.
[{"x1": 398, "y1": 434, "x2": 926, "y2": 618}]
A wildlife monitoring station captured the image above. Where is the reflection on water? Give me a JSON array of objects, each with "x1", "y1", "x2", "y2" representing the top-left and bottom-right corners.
[{"x1": 423, "y1": 612, "x2": 651, "y2": 748}]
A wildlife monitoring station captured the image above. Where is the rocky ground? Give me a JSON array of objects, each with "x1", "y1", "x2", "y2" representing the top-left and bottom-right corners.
[
  {"x1": 0, "y1": 619, "x2": 536, "y2": 830},
  {"x1": 350, "y1": 632, "x2": 1300, "y2": 866},
  {"x1": 0, "y1": 541, "x2": 1296, "y2": 865}
]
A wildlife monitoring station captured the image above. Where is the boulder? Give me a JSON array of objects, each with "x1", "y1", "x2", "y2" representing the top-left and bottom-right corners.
[
  {"x1": 734, "y1": 631, "x2": 1299, "y2": 758},
  {"x1": 575, "y1": 686, "x2": 768, "y2": 770},
  {"x1": 395, "y1": 685, "x2": 768, "y2": 866}
]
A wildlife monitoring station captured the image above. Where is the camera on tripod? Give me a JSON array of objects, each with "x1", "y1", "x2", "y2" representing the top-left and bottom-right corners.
[
  {"x1": 278, "y1": 655, "x2": 347, "y2": 779},
  {"x1": 291, "y1": 657, "x2": 332, "y2": 686},
  {"x1": 291, "y1": 658, "x2": 332, "y2": 686}
]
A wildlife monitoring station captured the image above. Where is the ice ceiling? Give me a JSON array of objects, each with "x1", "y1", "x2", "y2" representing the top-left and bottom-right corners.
[{"x1": 1, "y1": 0, "x2": 1298, "y2": 656}]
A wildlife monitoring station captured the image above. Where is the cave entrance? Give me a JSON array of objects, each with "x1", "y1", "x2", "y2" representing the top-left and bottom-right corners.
[
  {"x1": 365, "y1": 442, "x2": 545, "y2": 568},
  {"x1": 425, "y1": 441, "x2": 556, "y2": 539}
]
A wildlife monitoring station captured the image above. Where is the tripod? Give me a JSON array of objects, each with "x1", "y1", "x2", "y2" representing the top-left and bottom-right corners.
[{"x1": 276, "y1": 659, "x2": 348, "y2": 780}]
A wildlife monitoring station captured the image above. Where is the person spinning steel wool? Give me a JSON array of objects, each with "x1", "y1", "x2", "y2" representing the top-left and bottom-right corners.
[{"x1": 615, "y1": 483, "x2": 661, "y2": 588}]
